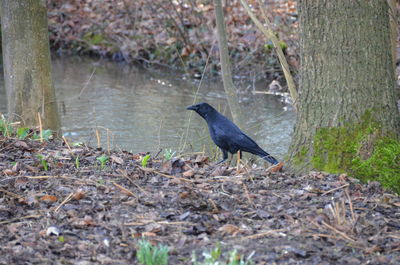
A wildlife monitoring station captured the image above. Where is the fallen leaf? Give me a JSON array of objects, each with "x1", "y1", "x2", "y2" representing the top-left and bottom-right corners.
[
  {"x1": 141, "y1": 231, "x2": 157, "y2": 237},
  {"x1": 218, "y1": 224, "x2": 240, "y2": 235},
  {"x1": 3, "y1": 169, "x2": 16, "y2": 176},
  {"x1": 179, "y1": 191, "x2": 190, "y2": 199},
  {"x1": 111, "y1": 155, "x2": 124, "y2": 165},
  {"x1": 40, "y1": 195, "x2": 58, "y2": 203},
  {"x1": 183, "y1": 169, "x2": 194, "y2": 177},
  {"x1": 72, "y1": 191, "x2": 86, "y2": 200},
  {"x1": 269, "y1": 161, "x2": 284, "y2": 172}
]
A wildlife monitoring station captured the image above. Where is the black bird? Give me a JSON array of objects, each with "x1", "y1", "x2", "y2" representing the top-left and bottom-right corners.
[{"x1": 187, "y1": 102, "x2": 279, "y2": 165}]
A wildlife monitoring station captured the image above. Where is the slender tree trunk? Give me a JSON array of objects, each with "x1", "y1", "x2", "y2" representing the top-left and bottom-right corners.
[
  {"x1": 288, "y1": 0, "x2": 399, "y2": 183},
  {"x1": 213, "y1": 0, "x2": 244, "y2": 128},
  {"x1": 1, "y1": 0, "x2": 60, "y2": 133},
  {"x1": 388, "y1": 0, "x2": 398, "y2": 70}
]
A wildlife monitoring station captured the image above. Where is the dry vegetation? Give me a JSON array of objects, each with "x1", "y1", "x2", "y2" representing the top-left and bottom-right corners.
[{"x1": 1, "y1": 135, "x2": 399, "y2": 264}]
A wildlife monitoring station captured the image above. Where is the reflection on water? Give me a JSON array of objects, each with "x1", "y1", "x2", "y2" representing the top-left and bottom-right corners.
[{"x1": 0, "y1": 55, "x2": 295, "y2": 160}]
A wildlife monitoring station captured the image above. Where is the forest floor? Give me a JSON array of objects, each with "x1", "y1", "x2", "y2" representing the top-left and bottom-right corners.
[{"x1": 1, "y1": 136, "x2": 399, "y2": 264}]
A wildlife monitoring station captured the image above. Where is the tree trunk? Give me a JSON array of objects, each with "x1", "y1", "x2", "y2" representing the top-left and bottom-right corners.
[
  {"x1": 288, "y1": 0, "x2": 400, "y2": 190},
  {"x1": 1, "y1": 0, "x2": 60, "y2": 133},
  {"x1": 213, "y1": 0, "x2": 244, "y2": 128}
]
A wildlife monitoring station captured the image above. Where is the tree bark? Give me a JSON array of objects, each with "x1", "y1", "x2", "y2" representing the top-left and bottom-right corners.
[
  {"x1": 1, "y1": 0, "x2": 60, "y2": 133},
  {"x1": 288, "y1": 0, "x2": 399, "y2": 178}
]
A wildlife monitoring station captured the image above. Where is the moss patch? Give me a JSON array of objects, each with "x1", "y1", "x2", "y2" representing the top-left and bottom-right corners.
[
  {"x1": 352, "y1": 138, "x2": 400, "y2": 193},
  {"x1": 310, "y1": 112, "x2": 399, "y2": 193}
]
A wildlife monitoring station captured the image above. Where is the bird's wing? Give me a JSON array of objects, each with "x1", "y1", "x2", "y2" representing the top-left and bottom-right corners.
[
  {"x1": 209, "y1": 118, "x2": 259, "y2": 152},
  {"x1": 232, "y1": 132, "x2": 260, "y2": 151},
  {"x1": 208, "y1": 122, "x2": 232, "y2": 150}
]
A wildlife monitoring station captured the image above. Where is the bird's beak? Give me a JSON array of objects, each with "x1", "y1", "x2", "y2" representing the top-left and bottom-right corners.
[{"x1": 186, "y1": 105, "x2": 196, "y2": 111}]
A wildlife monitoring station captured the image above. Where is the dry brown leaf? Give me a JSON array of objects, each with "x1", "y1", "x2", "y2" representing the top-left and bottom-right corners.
[
  {"x1": 72, "y1": 191, "x2": 86, "y2": 200},
  {"x1": 40, "y1": 195, "x2": 58, "y2": 203},
  {"x1": 269, "y1": 161, "x2": 284, "y2": 172},
  {"x1": 179, "y1": 191, "x2": 190, "y2": 199},
  {"x1": 183, "y1": 170, "x2": 194, "y2": 178},
  {"x1": 14, "y1": 140, "x2": 29, "y2": 149},
  {"x1": 141, "y1": 231, "x2": 157, "y2": 237},
  {"x1": 111, "y1": 155, "x2": 124, "y2": 165},
  {"x1": 3, "y1": 169, "x2": 16, "y2": 176},
  {"x1": 219, "y1": 224, "x2": 240, "y2": 236},
  {"x1": 392, "y1": 202, "x2": 400, "y2": 207}
]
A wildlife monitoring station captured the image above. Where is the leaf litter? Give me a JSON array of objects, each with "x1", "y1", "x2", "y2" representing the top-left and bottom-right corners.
[{"x1": 0, "y1": 136, "x2": 399, "y2": 264}]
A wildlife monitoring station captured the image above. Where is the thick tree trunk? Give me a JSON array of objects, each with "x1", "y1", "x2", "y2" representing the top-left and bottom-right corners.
[
  {"x1": 288, "y1": 0, "x2": 400, "y2": 189},
  {"x1": 1, "y1": 0, "x2": 60, "y2": 132}
]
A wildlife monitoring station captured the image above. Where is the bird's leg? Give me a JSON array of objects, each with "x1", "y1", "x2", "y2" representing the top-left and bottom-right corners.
[
  {"x1": 216, "y1": 149, "x2": 229, "y2": 165},
  {"x1": 235, "y1": 150, "x2": 243, "y2": 168}
]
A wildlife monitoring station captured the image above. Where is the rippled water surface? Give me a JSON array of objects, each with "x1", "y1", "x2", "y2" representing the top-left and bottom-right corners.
[{"x1": 0, "y1": 56, "x2": 295, "y2": 160}]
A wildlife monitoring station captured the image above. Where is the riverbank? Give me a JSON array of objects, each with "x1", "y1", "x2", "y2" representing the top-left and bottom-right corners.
[
  {"x1": 47, "y1": 0, "x2": 299, "y2": 84},
  {"x1": 1, "y1": 134, "x2": 399, "y2": 264}
]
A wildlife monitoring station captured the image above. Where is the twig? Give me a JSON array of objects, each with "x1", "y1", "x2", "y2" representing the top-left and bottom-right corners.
[
  {"x1": 78, "y1": 69, "x2": 95, "y2": 98},
  {"x1": 306, "y1": 233, "x2": 338, "y2": 240},
  {"x1": 241, "y1": 229, "x2": 287, "y2": 240},
  {"x1": 240, "y1": 0, "x2": 298, "y2": 110},
  {"x1": 117, "y1": 169, "x2": 149, "y2": 196},
  {"x1": 54, "y1": 192, "x2": 74, "y2": 212},
  {"x1": 124, "y1": 220, "x2": 193, "y2": 226},
  {"x1": 151, "y1": 169, "x2": 194, "y2": 183},
  {"x1": 179, "y1": 40, "x2": 216, "y2": 153},
  {"x1": 271, "y1": 192, "x2": 284, "y2": 199},
  {"x1": 344, "y1": 188, "x2": 356, "y2": 223},
  {"x1": 62, "y1": 135, "x2": 73, "y2": 155},
  {"x1": 37, "y1": 112, "x2": 43, "y2": 142},
  {"x1": 0, "y1": 187, "x2": 22, "y2": 199},
  {"x1": 24, "y1": 175, "x2": 58, "y2": 179},
  {"x1": 321, "y1": 183, "x2": 349, "y2": 196},
  {"x1": 95, "y1": 128, "x2": 101, "y2": 148},
  {"x1": 112, "y1": 182, "x2": 137, "y2": 198},
  {"x1": 242, "y1": 183, "x2": 253, "y2": 206},
  {"x1": 0, "y1": 214, "x2": 42, "y2": 225},
  {"x1": 208, "y1": 198, "x2": 219, "y2": 213},
  {"x1": 321, "y1": 221, "x2": 356, "y2": 242}
]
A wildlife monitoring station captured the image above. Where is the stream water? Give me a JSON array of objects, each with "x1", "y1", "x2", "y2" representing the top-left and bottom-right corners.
[{"x1": 0, "y1": 55, "x2": 295, "y2": 160}]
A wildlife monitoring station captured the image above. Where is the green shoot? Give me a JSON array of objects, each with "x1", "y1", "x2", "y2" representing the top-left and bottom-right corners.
[
  {"x1": 17, "y1": 127, "x2": 29, "y2": 139},
  {"x1": 72, "y1": 142, "x2": 84, "y2": 147},
  {"x1": 96, "y1": 155, "x2": 108, "y2": 169},
  {"x1": 75, "y1": 155, "x2": 80, "y2": 169},
  {"x1": 192, "y1": 243, "x2": 254, "y2": 265},
  {"x1": 164, "y1": 149, "x2": 176, "y2": 161},
  {"x1": 137, "y1": 239, "x2": 169, "y2": 265},
  {"x1": 58, "y1": 235, "x2": 65, "y2": 243},
  {"x1": 37, "y1": 154, "x2": 49, "y2": 171},
  {"x1": 141, "y1": 154, "x2": 151, "y2": 168},
  {"x1": 0, "y1": 116, "x2": 13, "y2": 137}
]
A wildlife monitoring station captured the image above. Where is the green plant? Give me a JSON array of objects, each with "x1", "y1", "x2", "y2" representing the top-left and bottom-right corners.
[
  {"x1": 75, "y1": 155, "x2": 80, "y2": 169},
  {"x1": 192, "y1": 243, "x2": 254, "y2": 265},
  {"x1": 37, "y1": 154, "x2": 49, "y2": 171},
  {"x1": 16, "y1": 127, "x2": 29, "y2": 139},
  {"x1": 72, "y1": 142, "x2": 84, "y2": 147},
  {"x1": 164, "y1": 149, "x2": 176, "y2": 161},
  {"x1": 136, "y1": 239, "x2": 169, "y2": 265},
  {"x1": 141, "y1": 154, "x2": 151, "y2": 167},
  {"x1": 33, "y1": 129, "x2": 53, "y2": 140},
  {"x1": 96, "y1": 155, "x2": 108, "y2": 169},
  {"x1": 0, "y1": 116, "x2": 13, "y2": 137}
]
